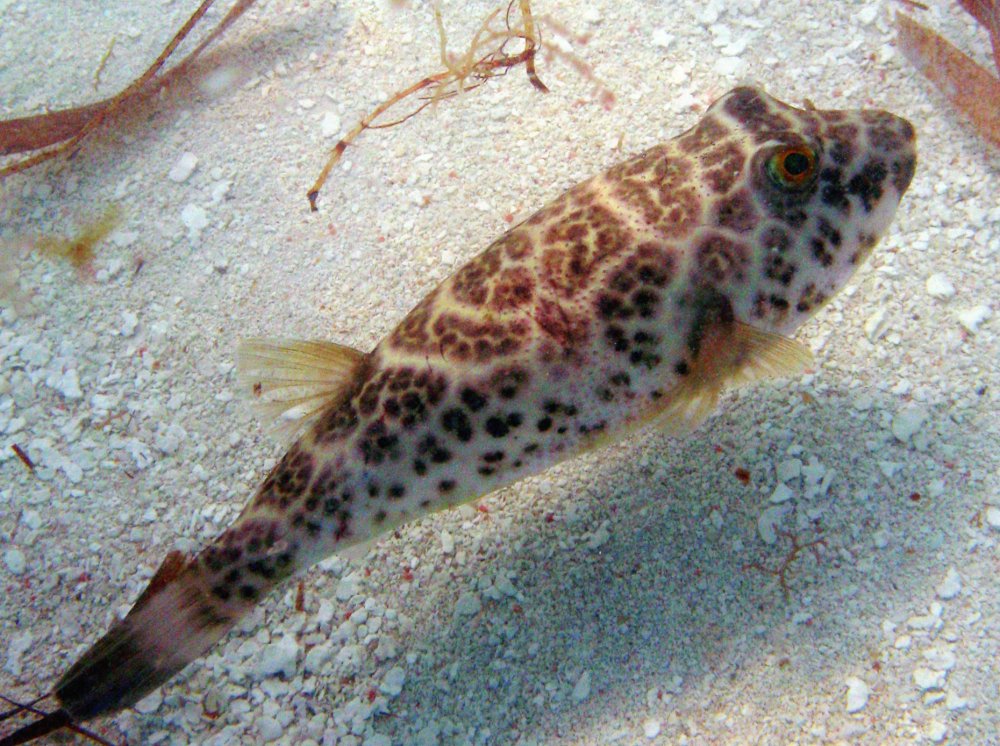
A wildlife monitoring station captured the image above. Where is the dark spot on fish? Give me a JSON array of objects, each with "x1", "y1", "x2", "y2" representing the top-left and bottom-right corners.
[
  {"x1": 461, "y1": 387, "x2": 488, "y2": 412},
  {"x1": 441, "y1": 408, "x2": 473, "y2": 442},
  {"x1": 485, "y1": 416, "x2": 510, "y2": 438}
]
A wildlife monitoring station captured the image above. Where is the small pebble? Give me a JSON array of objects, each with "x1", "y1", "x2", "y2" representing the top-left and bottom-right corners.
[
  {"x1": 922, "y1": 647, "x2": 956, "y2": 671},
  {"x1": 925, "y1": 273, "x2": 955, "y2": 300},
  {"x1": 3, "y1": 548, "x2": 26, "y2": 576},
  {"x1": 913, "y1": 668, "x2": 946, "y2": 691},
  {"x1": 586, "y1": 521, "x2": 611, "y2": 549},
  {"x1": 440, "y1": 529, "x2": 454, "y2": 555},
  {"x1": 844, "y1": 676, "x2": 870, "y2": 713},
  {"x1": 304, "y1": 643, "x2": 333, "y2": 674},
  {"x1": 454, "y1": 591, "x2": 481, "y2": 616},
  {"x1": 956, "y1": 305, "x2": 991, "y2": 333},
  {"x1": 985, "y1": 506, "x2": 1000, "y2": 530},
  {"x1": 891, "y1": 404, "x2": 927, "y2": 443},
  {"x1": 321, "y1": 111, "x2": 342, "y2": 137},
  {"x1": 775, "y1": 458, "x2": 802, "y2": 482},
  {"x1": 857, "y1": 4, "x2": 879, "y2": 24},
  {"x1": 769, "y1": 483, "x2": 794, "y2": 504},
  {"x1": 3, "y1": 631, "x2": 32, "y2": 676},
  {"x1": 120, "y1": 311, "x2": 139, "y2": 337},
  {"x1": 924, "y1": 721, "x2": 947, "y2": 743},
  {"x1": 945, "y1": 690, "x2": 968, "y2": 710},
  {"x1": 335, "y1": 644, "x2": 363, "y2": 675},
  {"x1": 254, "y1": 634, "x2": 301, "y2": 679},
  {"x1": 181, "y1": 204, "x2": 209, "y2": 242},
  {"x1": 878, "y1": 461, "x2": 902, "y2": 479},
  {"x1": 864, "y1": 308, "x2": 889, "y2": 341},
  {"x1": 168, "y1": 153, "x2": 198, "y2": 183},
  {"x1": 135, "y1": 689, "x2": 163, "y2": 714},
  {"x1": 53, "y1": 369, "x2": 83, "y2": 400},
  {"x1": 257, "y1": 716, "x2": 283, "y2": 742},
  {"x1": 379, "y1": 666, "x2": 406, "y2": 697},
  {"x1": 651, "y1": 28, "x2": 674, "y2": 49},
  {"x1": 21, "y1": 510, "x2": 41, "y2": 531},
  {"x1": 336, "y1": 572, "x2": 360, "y2": 601},
  {"x1": 643, "y1": 719, "x2": 662, "y2": 738},
  {"x1": 935, "y1": 567, "x2": 961, "y2": 600},
  {"x1": 571, "y1": 670, "x2": 592, "y2": 703},
  {"x1": 757, "y1": 505, "x2": 787, "y2": 544}
]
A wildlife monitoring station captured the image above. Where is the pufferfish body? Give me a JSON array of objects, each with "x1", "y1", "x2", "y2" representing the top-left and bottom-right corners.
[{"x1": 3, "y1": 87, "x2": 915, "y2": 741}]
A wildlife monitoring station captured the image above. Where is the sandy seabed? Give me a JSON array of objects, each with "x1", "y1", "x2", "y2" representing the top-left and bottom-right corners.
[{"x1": 1, "y1": 1, "x2": 998, "y2": 744}]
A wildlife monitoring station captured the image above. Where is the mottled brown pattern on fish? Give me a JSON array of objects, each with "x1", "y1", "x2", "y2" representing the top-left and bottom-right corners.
[
  {"x1": 232, "y1": 87, "x2": 917, "y2": 574},
  {"x1": 33, "y1": 88, "x2": 915, "y2": 733}
]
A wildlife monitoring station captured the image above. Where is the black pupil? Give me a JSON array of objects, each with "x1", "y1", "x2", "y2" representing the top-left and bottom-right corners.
[{"x1": 783, "y1": 151, "x2": 810, "y2": 176}]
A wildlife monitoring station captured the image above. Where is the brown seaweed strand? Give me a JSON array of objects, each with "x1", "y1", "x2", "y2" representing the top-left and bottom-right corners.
[
  {"x1": 956, "y1": 0, "x2": 1000, "y2": 73},
  {"x1": 896, "y1": 11, "x2": 1000, "y2": 148},
  {"x1": 0, "y1": 0, "x2": 257, "y2": 177},
  {"x1": 307, "y1": 2, "x2": 549, "y2": 211}
]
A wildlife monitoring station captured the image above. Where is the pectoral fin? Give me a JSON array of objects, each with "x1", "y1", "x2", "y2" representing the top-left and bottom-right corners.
[
  {"x1": 656, "y1": 321, "x2": 813, "y2": 434},
  {"x1": 236, "y1": 338, "x2": 366, "y2": 437}
]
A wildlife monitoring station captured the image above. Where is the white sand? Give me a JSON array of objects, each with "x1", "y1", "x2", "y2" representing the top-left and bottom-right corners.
[{"x1": 1, "y1": 1, "x2": 998, "y2": 744}]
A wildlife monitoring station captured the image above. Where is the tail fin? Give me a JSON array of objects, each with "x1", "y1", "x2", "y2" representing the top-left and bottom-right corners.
[
  {"x1": 53, "y1": 549, "x2": 245, "y2": 721},
  {"x1": 2, "y1": 507, "x2": 298, "y2": 743}
]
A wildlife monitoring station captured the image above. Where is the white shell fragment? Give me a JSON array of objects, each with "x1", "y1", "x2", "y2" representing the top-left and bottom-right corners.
[
  {"x1": 935, "y1": 568, "x2": 961, "y2": 600},
  {"x1": 379, "y1": 666, "x2": 406, "y2": 697},
  {"x1": 925, "y1": 273, "x2": 955, "y2": 300},
  {"x1": 913, "y1": 668, "x2": 947, "y2": 691},
  {"x1": 956, "y1": 305, "x2": 992, "y2": 333},
  {"x1": 891, "y1": 404, "x2": 928, "y2": 443},
  {"x1": 845, "y1": 676, "x2": 871, "y2": 712},
  {"x1": 181, "y1": 203, "x2": 209, "y2": 242},
  {"x1": 757, "y1": 505, "x2": 788, "y2": 544},
  {"x1": 254, "y1": 635, "x2": 301, "y2": 679},
  {"x1": 3, "y1": 548, "x2": 26, "y2": 576},
  {"x1": 168, "y1": 152, "x2": 198, "y2": 183},
  {"x1": 321, "y1": 111, "x2": 342, "y2": 138}
]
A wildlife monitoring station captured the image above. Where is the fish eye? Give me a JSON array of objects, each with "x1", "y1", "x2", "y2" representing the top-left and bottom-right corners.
[{"x1": 766, "y1": 145, "x2": 818, "y2": 190}]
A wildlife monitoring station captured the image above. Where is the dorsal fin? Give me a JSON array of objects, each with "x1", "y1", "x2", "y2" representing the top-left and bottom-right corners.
[
  {"x1": 236, "y1": 338, "x2": 366, "y2": 438},
  {"x1": 656, "y1": 321, "x2": 813, "y2": 434}
]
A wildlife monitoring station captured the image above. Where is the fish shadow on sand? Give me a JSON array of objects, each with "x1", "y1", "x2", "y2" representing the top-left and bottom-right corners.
[{"x1": 335, "y1": 381, "x2": 987, "y2": 744}]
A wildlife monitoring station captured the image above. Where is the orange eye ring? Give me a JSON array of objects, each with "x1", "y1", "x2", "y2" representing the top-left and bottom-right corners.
[{"x1": 766, "y1": 145, "x2": 818, "y2": 189}]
